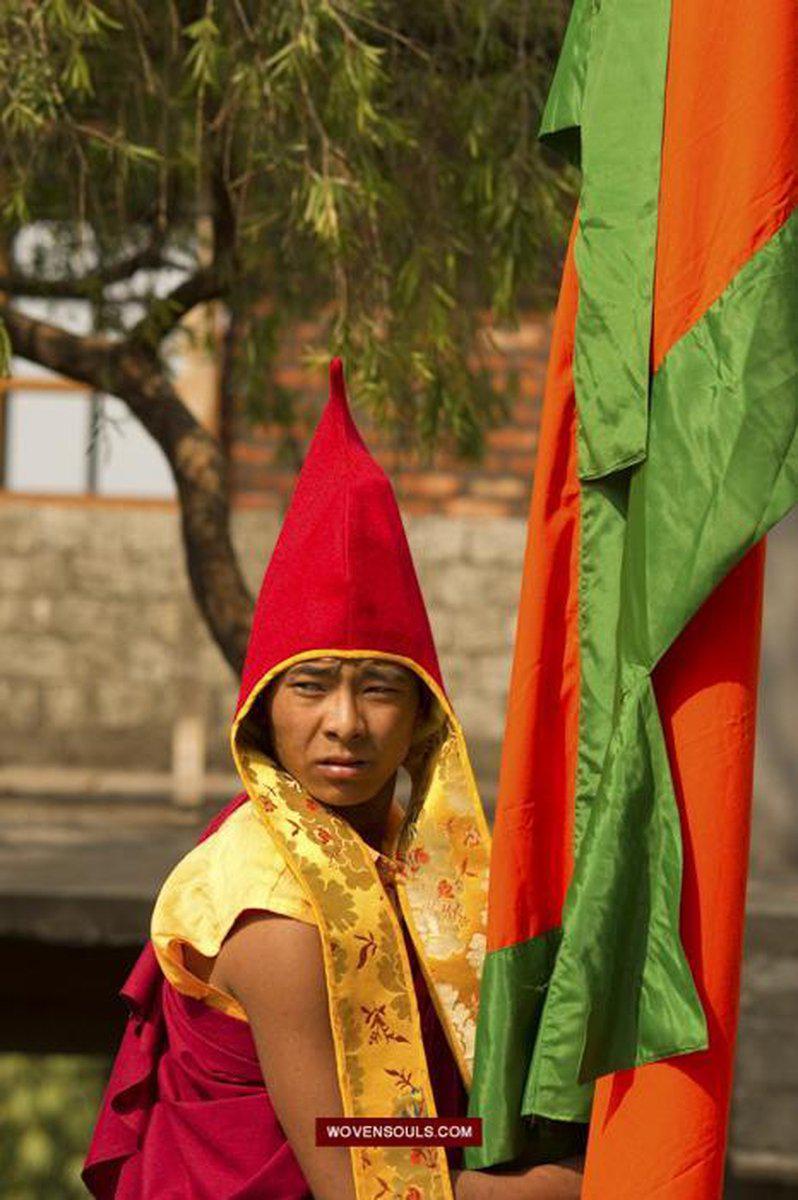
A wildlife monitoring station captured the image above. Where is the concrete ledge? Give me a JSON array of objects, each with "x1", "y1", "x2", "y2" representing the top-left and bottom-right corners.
[
  {"x1": 0, "y1": 794, "x2": 214, "y2": 944},
  {"x1": 730, "y1": 1153, "x2": 798, "y2": 1186},
  {"x1": 0, "y1": 765, "x2": 240, "y2": 802},
  {"x1": 0, "y1": 893, "x2": 153, "y2": 946}
]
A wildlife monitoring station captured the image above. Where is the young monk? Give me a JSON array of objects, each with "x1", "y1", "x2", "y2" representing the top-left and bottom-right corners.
[{"x1": 83, "y1": 359, "x2": 584, "y2": 1199}]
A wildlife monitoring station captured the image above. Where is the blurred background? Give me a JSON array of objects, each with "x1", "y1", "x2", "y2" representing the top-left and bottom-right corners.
[{"x1": 0, "y1": 3, "x2": 795, "y2": 1197}]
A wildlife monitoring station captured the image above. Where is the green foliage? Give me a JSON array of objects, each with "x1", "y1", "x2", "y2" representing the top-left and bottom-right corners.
[
  {"x1": 0, "y1": 1054, "x2": 109, "y2": 1199},
  {"x1": 0, "y1": 320, "x2": 11, "y2": 376},
  {"x1": 0, "y1": 0, "x2": 576, "y2": 458}
]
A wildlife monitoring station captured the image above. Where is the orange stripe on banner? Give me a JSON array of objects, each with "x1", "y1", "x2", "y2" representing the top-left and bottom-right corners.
[
  {"x1": 652, "y1": 1, "x2": 798, "y2": 369},
  {"x1": 584, "y1": 544, "x2": 765, "y2": 1199},
  {"x1": 486, "y1": 221, "x2": 581, "y2": 953},
  {"x1": 584, "y1": 0, "x2": 792, "y2": 1194}
]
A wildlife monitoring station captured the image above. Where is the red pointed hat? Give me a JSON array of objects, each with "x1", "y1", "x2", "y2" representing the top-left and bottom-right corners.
[
  {"x1": 235, "y1": 358, "x2": 445, "y2": 717},
  {"x1": 228, "y1": 363, "x2": 492, "y2": 1114}
]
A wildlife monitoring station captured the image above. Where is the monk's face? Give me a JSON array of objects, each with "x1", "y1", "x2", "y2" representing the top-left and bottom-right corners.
[{"x1": 266, "y1": 657, "x2": 422, "y2": 807}]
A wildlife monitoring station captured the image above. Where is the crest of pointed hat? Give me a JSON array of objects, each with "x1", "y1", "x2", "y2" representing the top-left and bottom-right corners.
[{"x1": 235, "y1": 358, "x2": 445, "y2": 716}]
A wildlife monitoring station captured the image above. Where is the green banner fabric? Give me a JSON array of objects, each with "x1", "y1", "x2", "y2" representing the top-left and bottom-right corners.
[{"x1": 541, "y1": 0, "x2": 673, "y2": 481}]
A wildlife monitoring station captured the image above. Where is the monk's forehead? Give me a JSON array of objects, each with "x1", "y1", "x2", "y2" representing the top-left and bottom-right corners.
[{"x1": 285, "y1": 657, "x2": 415, "y2": 681}]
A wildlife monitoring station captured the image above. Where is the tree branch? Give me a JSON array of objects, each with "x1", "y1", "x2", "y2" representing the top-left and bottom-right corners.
[
  {"x1": 1, "y1": 303, "x2": 253, "y2": 673},
  {"x1": 0, "y1": 304, "x2": 112, "y2": 382},
  {"x1": 125, "y1": 263, "x2": 227, "y2": 349},
  {"x1": 0, "y1": 242, "x2": 173, "y2": 300}
]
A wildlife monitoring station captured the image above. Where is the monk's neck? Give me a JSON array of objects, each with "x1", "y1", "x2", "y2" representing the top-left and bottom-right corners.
[{"x1": 323, "y1": 776, "x2": 396, "y2": 853}]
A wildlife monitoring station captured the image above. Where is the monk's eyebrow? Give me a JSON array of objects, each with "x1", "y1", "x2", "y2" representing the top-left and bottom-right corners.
[
  {"x1": 286, "y1": 662, "x2": 339, "y2": 680},
  {"x1": 359, "y1": 663, "x2": 413, "y2": 685}
]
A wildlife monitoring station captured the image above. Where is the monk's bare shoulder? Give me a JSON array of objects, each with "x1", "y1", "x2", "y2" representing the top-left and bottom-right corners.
[{"x1": 214, "y1": 910, "x2": 326, "y2": 1014}]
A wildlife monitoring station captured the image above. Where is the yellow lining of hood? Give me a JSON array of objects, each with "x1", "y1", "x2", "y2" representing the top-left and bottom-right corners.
[
  {"x1": 230, "y1": 646, "x2": 492, "y2": 865},
  {"x1": 230, "y1": 648, "x2": 453, "y2": 729},
  {"x1": 231, "y1": 647, "x2": 455, "y2": 774}
]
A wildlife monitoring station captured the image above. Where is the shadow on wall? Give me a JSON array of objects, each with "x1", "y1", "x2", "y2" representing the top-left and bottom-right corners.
[
  {"x1": 753, "y1": 505, "x2": 798, "y2": 880},
  {"x1": 726, "y1": 1181, "x2": 798, "y2": 1200}
]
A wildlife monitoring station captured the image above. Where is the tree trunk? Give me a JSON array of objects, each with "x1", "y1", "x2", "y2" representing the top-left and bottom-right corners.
[{"x1": 2, "y1": 307, "x2": 254, "y2": 675}]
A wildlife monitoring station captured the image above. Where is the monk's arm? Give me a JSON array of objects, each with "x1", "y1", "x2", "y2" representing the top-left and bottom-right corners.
[
  {"x1": 215, "y1": 911, "x2": 358, "y2": 1200},
  {"x1": 216, "y1": 912, "x2": 582, "y2": 1200},
  {"x1": 451, "y1": 1160, "x2": 582, "y2": 1199}
]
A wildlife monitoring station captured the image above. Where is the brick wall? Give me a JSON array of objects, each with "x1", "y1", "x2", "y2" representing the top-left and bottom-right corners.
[{"x1": 229, "y1": 317, "x2": 552, "y2": 519}]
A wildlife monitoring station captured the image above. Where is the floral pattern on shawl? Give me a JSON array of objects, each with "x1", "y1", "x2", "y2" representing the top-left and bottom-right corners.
[{"x1": 234, "y1": 700, "x2": 490, "y2": 1200}]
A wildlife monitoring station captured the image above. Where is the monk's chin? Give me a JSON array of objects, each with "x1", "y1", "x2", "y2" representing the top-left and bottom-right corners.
[{"x1": 305, "y1": 771, "x2": 387, "y2": 810}]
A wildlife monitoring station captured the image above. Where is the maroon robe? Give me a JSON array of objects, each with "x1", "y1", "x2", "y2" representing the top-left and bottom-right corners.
[{"x1": 83, "y1": 796, "x2": 467, "y2": 1198}]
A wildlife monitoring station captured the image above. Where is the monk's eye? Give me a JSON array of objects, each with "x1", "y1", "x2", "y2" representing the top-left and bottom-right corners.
[
  {"x1": 364, "y1": 684, "x2": 400, "y2": 696},
  {"x1": 290, "y1": 680, "x2": 326, "y2": 694}
]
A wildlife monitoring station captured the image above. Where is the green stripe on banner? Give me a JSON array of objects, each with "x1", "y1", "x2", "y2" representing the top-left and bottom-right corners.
[
  {"x1": 622, "y1": 209, "x2": 798, "y2": 670},
  {"x1": 466, "y1": 929, "x2": 588, "y2": 1169},
  {"x1": 538, "y1": 0, "x2": 594, "y2": 168},
  {"x1": 552, "y1": 207, "x2": 798, "y2": 1094},
  {"x1": 574, "y1": 475, "x2": 628, "y2": 855},
  {"x1": 542, "y1": 0, "x2": 674, "y2": 481}
]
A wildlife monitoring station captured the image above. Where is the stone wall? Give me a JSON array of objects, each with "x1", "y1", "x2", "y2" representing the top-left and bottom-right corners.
[
  {"x1": 731, "y1": 887, "x2": 798, "y2": 1179},
  {"x1": 751, "y1": 507, "x2": 798, "y2": 881},
  {"x1": 1, "y1": 496, "x2": 796, "y2": 875},
  {"x1": 0, "y1": 498, "x2": 521, "y2": 789}
]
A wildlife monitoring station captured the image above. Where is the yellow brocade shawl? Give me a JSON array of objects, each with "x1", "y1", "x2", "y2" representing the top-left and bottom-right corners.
[{"x1": 160, "y1": 649, "x2": 491, "y2": 1200}]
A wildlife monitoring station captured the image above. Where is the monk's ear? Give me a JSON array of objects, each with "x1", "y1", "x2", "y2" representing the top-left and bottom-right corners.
[
  {"x1": 242, "y1": 678, "x2": 280, "y2": 761},
  {"x1": 404, "y1": 687, "x2": 446, "y2": 778},
  {"x1": 408, "y1": 681, "x2": 434, "y2": 740}
]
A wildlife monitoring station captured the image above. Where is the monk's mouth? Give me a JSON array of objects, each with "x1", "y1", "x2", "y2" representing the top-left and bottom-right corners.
[{"x1": 316, "y1": 759, "x2": 370, "y2": 778}]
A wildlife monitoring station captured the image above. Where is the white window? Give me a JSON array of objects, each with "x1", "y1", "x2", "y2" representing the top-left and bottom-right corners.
[
  {"x1": 2, "y1": 223, "x2": 220, "y2": 500},
  {"x1": 2, "y1": 364, "x2": 176, "y2": 499}
]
